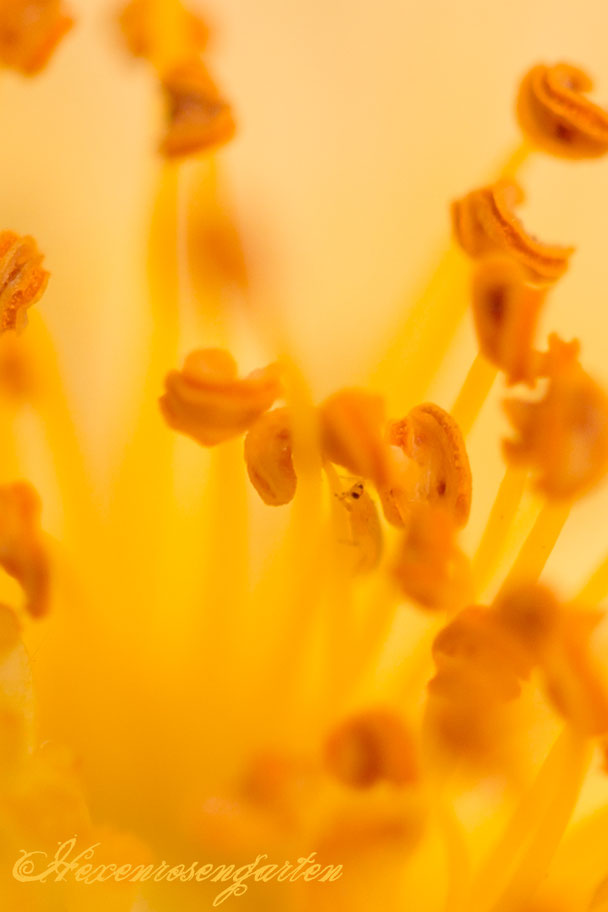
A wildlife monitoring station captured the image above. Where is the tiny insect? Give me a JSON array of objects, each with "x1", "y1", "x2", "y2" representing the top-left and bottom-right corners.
[{"x1": 335, "y1": 481, "x2": 383, "y2": 574}]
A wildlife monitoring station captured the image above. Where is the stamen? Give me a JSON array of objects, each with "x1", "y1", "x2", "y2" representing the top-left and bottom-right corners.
[
  {"x1": 452, "y1": 180, "x2": 574, "y2": 284},
  {"x1": 119, "y1": 0, "x2": 208, "y2": 63},
  {"x1": 387, "y1": 403, "x2": 472, "y2": 527},
  {"x1": 320, "y1": 388, "x2": 392, "y2": 487},
  {"x1": 517, "y1": 63, "x2": 608, "y2": 159},
  {"x1": 450, "y1": 352, "x2": 498, "y2": 437},
  {"x1": 0, "y1": 232, "x2": 49, "y2": 334},
  {"x1": 472, "y1": 465, "x2": 528, "y2": 596},
  {"x1": 503, "y1": 335, "x2": 608, "y2": 499},
  {"x1": 325, "y1": 708, "x2": 418, "y2": 789},
  {"x1": 160, "y1": 60, "x2": 236, "y2": 159},
  {"x1": 392, "y1": 503, "x2": 472, "y2": 611},
  {"x1": 0, "y1": 482, "x2": 49, "y2": 619},
  {"x1": 0, "y1": 0, "x2": 73, "y2": 75},
  {"x1": 577, "y1": 552, "x2": 608, "y2": 604},
  {"x1": 160, "y1": 349, "x2": 281, "y2": 446},
  {"x1": 244, "y1": 407, "x2": 296, "y2": 506}
]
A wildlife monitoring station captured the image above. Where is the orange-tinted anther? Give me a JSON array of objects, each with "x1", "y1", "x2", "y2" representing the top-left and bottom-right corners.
[
  {"x1": 160, "y1": 59, "x2": 235, "y2": 159},
  {"x1": 118, "y1": 0, "x2": 209, "y2": 62},
  {"x1": 335, "y1": 481, "x2": 383, "y2": 574},
  {"x1": 244, "y1": 407, "x2": 296, "y2": 506},
  {"x1": 504, "y1": 335, "x2": 608, "y2": 498},
  {"x1": 0, "y1": 603, "x2": 20, "y2": 658},
  {"x1": 392, "y1": 504, "x2": 471, "y2": 611},
  {"x1": 471, "y1": 257, "x2": 547, "y2": 385},
  {"x1": 320, "y1": 388, "x2": 393, "y2": 487},
  {"x1": 325, "y1": 708, "x2": 417, "y2": 789},
  {"x1": 388, "y1": 403, "x2": 472, "y2": 527},
  {"x1": 451, "y1": 179, "x2": 574, "y2": 284},
  {"x1": 0, "y1": 232, "x2": 49, "y2": 334},
  {"x1": 160, "y1": 349, "x2": 281, "y2": 447},
  {"x1": 0, "y1": 483, "x2": 49, "y2": 619},
  {"x1": 0, "y1": 0, "x2": 73, "y2": 75},
  {"x1": 493, "y1": 583, "x2": 560, "y2": 662},
  {"x1": 432, "y1": 605, "x2": 528, "y2": 700},
  {"x1": 517, "y1": 63, "x2": 608, "y2": 159}
]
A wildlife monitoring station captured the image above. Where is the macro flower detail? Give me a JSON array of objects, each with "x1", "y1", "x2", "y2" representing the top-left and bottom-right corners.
[
  {"x1": 335, "y1": 480, "x2": 383, "y2": 574},
  {"x1": 504, "y1": 335, "x2": 608, "y2": 498},
  {"x1": 244, "y1": 407, "x2": 296, "y2": 506},
  {"x1": 451, "y1": 179, "x2": 574, "y2": 283},
  {"x1": 324, "y1": 708, "x2": 418, "y2": 789},
  {"x1": 0, "y1": 231, "x2": 49, "y2": 334},
  {"x1": 471, "y1": 256, "x2": 547, "y2": 385},
  {"x1": 517, "y1": 62, "x2": 608, "y2": 159},
  {"x1": 118, "y1": 0, "x2": 209, "y2": 62},
  {"x1": 320, "y1": 388, "x2": 392, "y2": 486},
  {"x1": 0, "y1": 0, "x2": 73, "y2": 75},
  {"x1": 387, "y1": 403, "x2": 472, "y2": 527},
  {"x1": 0, "y1": 482, "x2": 49, "y2": 619},
  {"x1": 160, "y1": 348, "x2": 282, "y2": 446},
  {"x1": 160, "y1": 59, "x2": 236, "y2": 158},
  {"x1": 392, "y1": 503, "x2": 471, "y2": 611}
]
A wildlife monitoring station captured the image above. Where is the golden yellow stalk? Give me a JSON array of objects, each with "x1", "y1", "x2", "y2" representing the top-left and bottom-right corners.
[
  {"x1": 471, "y1": 726, "x2": 590, "y2": 912},
  {"x1": 576, "y1": 552, "x2": 608, "y2": 604},
  {"x1": 499, "y1": 498, "x2": 572, "y2": 593},
  {"x1": 472, "y1": 465, "x2": 528, "y2": 596},
  {"x1": 450, "y1": 352, "x2": 498, "y2": 437}
]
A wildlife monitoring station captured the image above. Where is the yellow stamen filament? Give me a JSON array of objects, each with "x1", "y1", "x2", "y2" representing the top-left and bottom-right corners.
[
  {"x1": 450, "y1": 352, "x2": 498, "y2": 437},
  {"x1": 500, "y1": 499, "x2": 572, "y2": 593},
  {"x1": 577, "y1": 552, "x2": 608, "y2": 604},
  {"x1": 472, "y1": 465, "x2": 528, "y2": 596}
]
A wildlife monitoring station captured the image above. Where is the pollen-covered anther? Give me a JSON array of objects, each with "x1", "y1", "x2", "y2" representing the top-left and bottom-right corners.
[
  {"x1": 451, "y1": 179, "x2": 574, "y2": 284},
  {"x1": 517, "y1": 62, "x2": 608, "y2": 159},
  {"x1": 0, "y1": 232, "x2": 49, "y2": 334},
  {"x1": 160, "y1": 348, "x2": 282, "y2": 447},
  {"x1": 118, "y1": 0, "x2": 209, "y2": 62},
  {"x1": 387, "y1": 403, "x2": 472, "y2": 527},
  {"x1": 320, "y1": 388, "x2": 393, "y2": 487},
  {"x1": 0, "y1": 482, "x2": 49, "y2": 619},
  {"x1": 0, "y1": 0, "x2": 73, "y2": 75},
  {"x1": 335, "y1": 481, "x2": 383, "y2": 575},
  {"x1": 244, "y1": 407, "x2": 296, "y2": 506},
  {"x1": 160, "y1": 59, "x2": 236, "y2": 159},
  {"x1": 325, "y1": 708, "x2": 418, "y2": 789},
  {"x1": 504, "y1": 335, "x2": 608, "y2": 498},
  {"x1": 392, "y1": 503, "x2": 471, "y2": 611},
  {"x1": 471, "y1": 256, "x2": 548, "y2": 385}
]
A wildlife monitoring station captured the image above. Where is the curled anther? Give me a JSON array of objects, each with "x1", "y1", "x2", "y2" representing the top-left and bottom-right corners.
[
  {"x1": 325, "y1": 708, "x2": 418, "y2": 789},
  {"x1": 160, "y1": 348, "x2": 281, "y2": 447},
  {"x1": 517, "y1": 62, "x2": 608, "y2": 159},
  {"x1": 335, "y1": 480, "x2": 383, "y2": 575},
  {"x1": 0, "y1": 483, "x2": 49, "y2": 619},
  {"x1": 504, "y1": 335, "x2": 608, "y2": 498},
  {"x1": 386, "y1": 403, "x2": 472, "y2": 527},
  {"x1": 0, "y1": 0, "x2": 73, "y2": 75},
  {"x1": 451, "y1": 179, "x2": 574, "y2": 284},
  {"x1": 320, "y1": 388, "x2": 393, "y2": 487},
  {"x1": 392, "y1": 503, "x2": 471, "y2": 611},
  {"x1": 118, "y1": 0, "x2": 209, "y2": 62},
  {"x1": 160, "y1": 59, "x2": 235, "y2": 159},
  {"x1": 244, "y1": 407, "x2": 296, "y2": 506},
  {"x1": 471, "y1": 256, "x2": 548, "y2": 385},
  {"x1": 0, "y1": 232, "x2": 49, "y2": 334}
]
